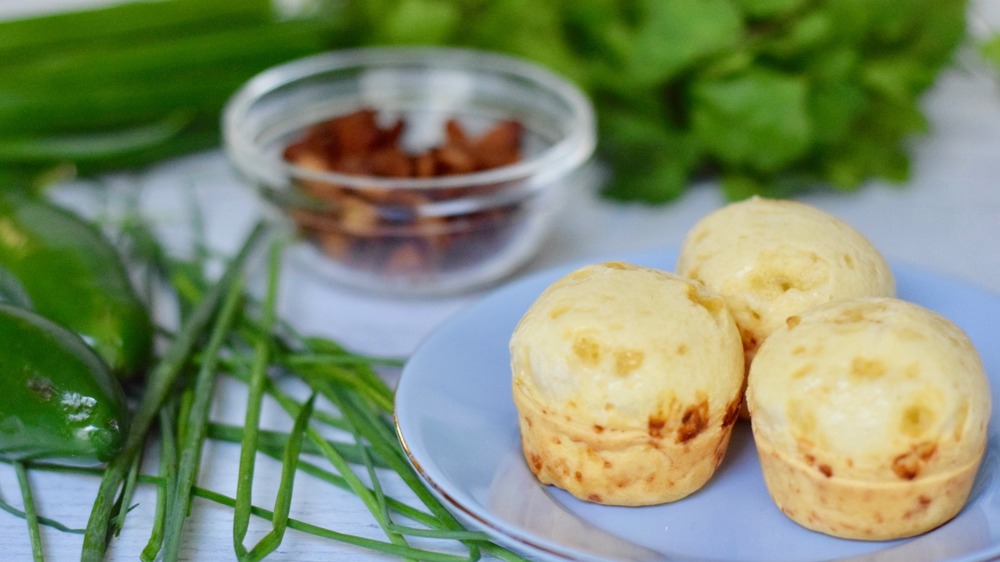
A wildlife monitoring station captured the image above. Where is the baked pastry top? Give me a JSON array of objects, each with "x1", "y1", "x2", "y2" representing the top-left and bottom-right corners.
[
  {"x1": 510, "y1": 261, "x2": 744, "y2": 505},
  {"x1": 747, "y1": 297, "x2": 991, "y2": 539},
  {"x1": 677, "y1": 196, "x2": 895, "y2": 365}
]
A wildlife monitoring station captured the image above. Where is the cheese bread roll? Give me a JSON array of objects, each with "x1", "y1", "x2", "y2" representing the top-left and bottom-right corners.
[
  {"x1": 677, "y1": 197, "x2": 894, "y2": 370},
  {"x1": 747, "y1": 297, "x2": 991, "y2": 540},
  {"x1": 510, "y1": 262, "x2": 744, "y2": 505}
]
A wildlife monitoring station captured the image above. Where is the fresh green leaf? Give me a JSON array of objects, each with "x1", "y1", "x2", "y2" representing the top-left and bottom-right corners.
[
  {"x1": 756, "y1": 10, "x2": 833, "y2": 60},
  {"x1": 626, "y1": 0, "x2": 742, "y2": 86},
  {"x1": 690, "y1": 68, "x2": 812, "y2": 173}
]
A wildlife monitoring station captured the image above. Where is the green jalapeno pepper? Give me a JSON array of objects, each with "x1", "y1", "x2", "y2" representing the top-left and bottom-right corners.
[
  {"x1": 0, "y1": 192, "x2": 152, "y2": 381},
  {"x1": 0, "y1": 303, "x2": 128, "y2": 464}
]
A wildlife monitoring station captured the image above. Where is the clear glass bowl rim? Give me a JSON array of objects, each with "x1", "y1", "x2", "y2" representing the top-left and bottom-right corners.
[{"x1": 222, "y1": 45, "x2": 597, "y2": 192}]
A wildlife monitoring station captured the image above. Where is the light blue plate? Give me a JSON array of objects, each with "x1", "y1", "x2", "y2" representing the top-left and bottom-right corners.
[{"x1": 395, "y1": 250, "x2": 1000, "y2": 562}]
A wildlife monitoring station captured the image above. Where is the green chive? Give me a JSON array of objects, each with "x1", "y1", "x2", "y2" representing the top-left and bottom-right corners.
[
  {"x1": 194, "y1": 486, "x2": 479, "y2": 562},
  {"x1": 234, "y1": 238, "x2": 284, "y2": 558},
  {"x1": 141, "y1": 404, "x2": 179, "y2": 562},
  {"x1": 242, "y1": 394, "x2": 316, "y2": 561},
  {"x1": 162, "y1": 269, "x2": 248, "y2": 561},
  {"x1": 14, "y1": 462, "x2": 43, "y2": 562},
  {"x1": 81, "y1": 222, "x2": 268, "y2": 562}
]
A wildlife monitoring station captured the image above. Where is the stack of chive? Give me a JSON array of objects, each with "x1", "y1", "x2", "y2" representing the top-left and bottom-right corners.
[
  {"x1": 0, "y1": 0, "x2": 335, "y2": 189},
  {"x1": 2, "y1": 205, "x2": 529, "y2": 560}
]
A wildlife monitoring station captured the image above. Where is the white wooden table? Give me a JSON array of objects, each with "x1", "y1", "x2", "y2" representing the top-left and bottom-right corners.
[{"x1": 1, "y1": 1, "x2": 999, "y2": 560}]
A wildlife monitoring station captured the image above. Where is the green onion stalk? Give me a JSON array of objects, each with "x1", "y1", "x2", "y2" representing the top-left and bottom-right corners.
[{"x1": 0, "y1": 0, "x2": 339, "y2": 190}]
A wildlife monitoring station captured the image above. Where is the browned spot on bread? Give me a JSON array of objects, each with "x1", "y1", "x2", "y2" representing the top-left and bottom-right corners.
[
  {"x1": 904, "y1": 496, "x2": 933, "y2": 519},
  {"x1": 721, "y1": 399, "x2": 741, "y2": 427},
  {"x1": 529, "y1": 453, "x2": 543, "y2": 472},
  {"x1": 676, "y1": 401, "x2": 709, "y2": 443},
  {"x1": 786, "y1": 315, "x2": 801, "y2": 329},
  {"x1": 648, "y1": 416, "x2": 666, "y2": 438},
  {"x1": 818, "y1": 464, "x2": 833, "y2": 478},
  {"x1": 587, "y1": 493, "x2": 602, "y2": 502},
  {"x1": 593, "y1": 424, "x2": 604, "y2": 433},
  {"x1": 893, "y1": 442, "x2": 937, "y2": 480}
]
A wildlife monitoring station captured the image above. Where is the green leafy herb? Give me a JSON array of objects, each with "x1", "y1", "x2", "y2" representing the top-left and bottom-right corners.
[
  {"x1": 327, "y1": 0, "x2": 970, "y2": 201},
  {"x1": 1, "y1": 0, "x2": 972, "y2": 201}
]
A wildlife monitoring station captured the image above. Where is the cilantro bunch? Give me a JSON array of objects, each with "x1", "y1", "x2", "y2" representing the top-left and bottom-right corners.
[{"x1": 329, "y1": 0, "x2": 969, "y2": 202}]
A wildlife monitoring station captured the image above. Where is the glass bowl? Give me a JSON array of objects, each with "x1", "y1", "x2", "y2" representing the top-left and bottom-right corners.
[{"x1": 222, "y1": 46, "x2": 596, "y2": 296}]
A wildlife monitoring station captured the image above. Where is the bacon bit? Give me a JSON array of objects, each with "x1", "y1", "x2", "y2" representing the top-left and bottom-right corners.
[
  {"x1": 470, "y1": 120, "x2": 522, "y2": 169},
  {"x1": 284, "y1": 109, "x2": 520, "y2": 180},
  {"x1": 282, "y1": 108, "x2": 524, "y2": 278}
]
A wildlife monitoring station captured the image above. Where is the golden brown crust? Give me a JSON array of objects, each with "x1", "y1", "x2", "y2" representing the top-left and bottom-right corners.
[
  {"x1": 754, "y1": 431, "x2": 983, "y2": 540},
  {"x1": 514, "y1": 385, "x2": 738, "y2": 505}
]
